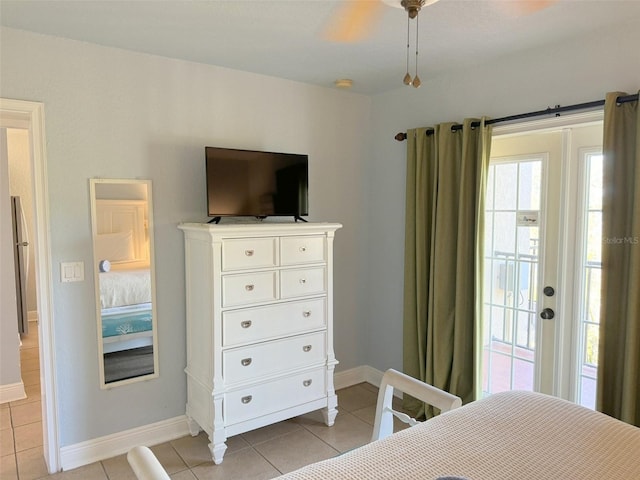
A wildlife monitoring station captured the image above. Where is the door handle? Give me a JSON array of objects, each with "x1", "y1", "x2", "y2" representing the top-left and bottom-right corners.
[{"x1": 540, "y1": 308, "x2": 555, "y2": 320}]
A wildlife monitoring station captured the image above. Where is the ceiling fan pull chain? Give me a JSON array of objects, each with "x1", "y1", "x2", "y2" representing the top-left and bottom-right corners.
[
  {"x1": 413, "y1": 12, "x2": 421, "y2": 88},
  {"x1": 403, "y1": 14, "x2": 412, "y2": 85}
]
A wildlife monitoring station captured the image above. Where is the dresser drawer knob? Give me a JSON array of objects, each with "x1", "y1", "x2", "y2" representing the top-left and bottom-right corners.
[
  {"x1": 302, "y1": 310, "x2": 312, "y2": 318},
  {"x1": 303, "y1": 379, "x2": 313, "y2": 387},
  {"x1": 299, "y1": 246, "x2": 307, "y2": 252},
  {"x1": 245, "y1": 249, "x2": 254, "y2": 257},
  {"x1": 303, "y1": 345, "x2": 312, "y2": 352},
  {"x1": 241, "y1": 395, "x2": 253, "y2": 404},
  {"x1": 241, "y1": 358, "x2": 252, "y2": 366},
  {"x1": 299, "y1": 278, "x2": 307, "y2": 284},
  {"x1": 245, "y1": 284, "x2": 255, "y2": 291},
  {"x1": 241, "y1": 320, "x2": 252, "y2": 329}
]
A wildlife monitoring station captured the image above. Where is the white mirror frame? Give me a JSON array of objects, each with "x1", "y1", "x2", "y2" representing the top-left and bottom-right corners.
[{"x1": 89, "y1": 178, "x2": 159, "y2": 388}]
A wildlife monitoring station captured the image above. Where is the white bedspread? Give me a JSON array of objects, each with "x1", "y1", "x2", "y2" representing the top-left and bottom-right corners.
[
  {"x1": 278, "y1": 391, "x2": 640, "y2": 479},
  {"x1": 99, "y1": 268, "x2": 151, "y2": 309}
]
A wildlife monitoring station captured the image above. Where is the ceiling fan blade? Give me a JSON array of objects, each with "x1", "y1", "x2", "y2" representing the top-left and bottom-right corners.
[
  {"x1": 323, "y1": 0, "x2": 384, "y2": 43},
  {"x1": 500, "y1": 0, "x2": 557, "y2": 16}
]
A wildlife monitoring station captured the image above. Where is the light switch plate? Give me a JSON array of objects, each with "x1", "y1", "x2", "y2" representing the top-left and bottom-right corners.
[{"x1": 60, "y1": 261, "x2": 84, "y2": 282}]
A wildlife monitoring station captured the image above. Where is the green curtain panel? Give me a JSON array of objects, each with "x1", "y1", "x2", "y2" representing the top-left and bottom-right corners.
[
  {"x1": 597, "y1": 91, "x2": 640, "y2": 427},
  {"x1": 403, "y1": 119, "x2": 492, "y2": 417}
]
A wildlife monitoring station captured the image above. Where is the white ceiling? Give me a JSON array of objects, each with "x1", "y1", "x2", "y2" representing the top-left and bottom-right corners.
[{"x1": 2, "y1": 0, "x2": 640, "y2": 95}]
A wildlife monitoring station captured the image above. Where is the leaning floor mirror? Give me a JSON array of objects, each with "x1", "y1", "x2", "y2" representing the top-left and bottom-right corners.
[{"x1": 89, "y1": 178, "x2": 158, "y2": 387}]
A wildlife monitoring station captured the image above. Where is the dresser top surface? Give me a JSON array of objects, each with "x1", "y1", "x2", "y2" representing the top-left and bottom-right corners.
[{"x1": 179, "y1": 222, "x2": 342, "y2": 237}]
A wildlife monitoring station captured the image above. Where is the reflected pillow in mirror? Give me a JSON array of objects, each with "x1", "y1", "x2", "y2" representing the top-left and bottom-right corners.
[{"x1": 95, "y1": 231, "x2": 135, "y2": 263}]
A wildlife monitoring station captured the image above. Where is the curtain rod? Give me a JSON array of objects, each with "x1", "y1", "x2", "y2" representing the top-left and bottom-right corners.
[{"x1": 394, "y1": 93, "x2": 639, "y2": 141}]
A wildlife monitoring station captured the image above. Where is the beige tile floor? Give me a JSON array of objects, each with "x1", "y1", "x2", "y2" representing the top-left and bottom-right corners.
[
  {"x1": 1, "y1": 324, "x2": 48, "y2": 480},
  {"x1": 0, "y1": 326, "x2": 406, "y2": 479}
]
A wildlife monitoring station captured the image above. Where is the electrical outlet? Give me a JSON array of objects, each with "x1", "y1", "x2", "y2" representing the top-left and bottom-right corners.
[{"x1": 60, "y1": 261, "x2": 84, "y2": 282}]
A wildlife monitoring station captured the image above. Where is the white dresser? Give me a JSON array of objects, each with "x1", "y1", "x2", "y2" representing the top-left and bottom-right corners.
[{"x1": 178, "y1": 222, "x2": 342, "y2": 464}]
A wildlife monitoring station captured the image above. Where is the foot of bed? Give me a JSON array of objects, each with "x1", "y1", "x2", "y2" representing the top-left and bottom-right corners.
[{"x1": 322, "y1": 406, "x2": 338, "y2": 426}]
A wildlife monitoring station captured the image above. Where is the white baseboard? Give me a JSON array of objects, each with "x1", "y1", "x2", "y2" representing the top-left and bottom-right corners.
[
  {"x1": 28, "y1": 310, "x2": 38, "y2": 322},
  {"x1": 334, "y1": 365, "x2": 404, "y2": 399},
  {"x1": 0, "y1": 381, "x2": 27, "y2": 405},
  {"x1": 59, "y1": 415, "x2": 190, "y2": 471},
  {"x1": 334, "y1": 365, "x2": 385, "y2": 390},
  {"x1": 58, "y1": 365, "x2": 388, "y2": 471}
]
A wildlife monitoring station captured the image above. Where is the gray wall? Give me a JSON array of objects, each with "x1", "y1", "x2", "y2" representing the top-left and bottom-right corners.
[
  {"x1": 0, "y1": 26, "x2": 372, "y2": 446},
  {"x1": 365, "y1": 18, "x2": 640, "y2": 373}
]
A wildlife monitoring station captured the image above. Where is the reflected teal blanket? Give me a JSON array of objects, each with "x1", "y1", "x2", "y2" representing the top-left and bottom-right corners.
[{"x1": 102, "y1": 309, "x2": 152, "y2": 338}]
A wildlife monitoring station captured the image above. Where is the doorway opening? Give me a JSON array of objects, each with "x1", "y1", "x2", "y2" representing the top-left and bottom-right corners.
[
  {"x1": 1, "y1": 99, "x2": 59, "y2": 473},
  {"x1": 481, "y1": 111, "x2": 604, "y2": 408}
]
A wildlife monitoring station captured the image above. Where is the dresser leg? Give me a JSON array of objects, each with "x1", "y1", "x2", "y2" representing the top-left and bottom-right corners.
[
  {"x1": 186, "y1": 416, "x2": 201, "y2": 437},
  {"x1": 209, "y1": 441, "x2": 227, "y2": 465},
  {"x1": 322, "y1": 406, "x2": 338, "y2": 426},
  {"x1": 322, "y1": 390, "x2": 339, "y2": 426}
]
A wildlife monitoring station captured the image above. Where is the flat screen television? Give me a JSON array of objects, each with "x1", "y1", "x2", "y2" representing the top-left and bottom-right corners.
[{"x1": 205, "y1": 146, "x2": 309, "y2": 221}]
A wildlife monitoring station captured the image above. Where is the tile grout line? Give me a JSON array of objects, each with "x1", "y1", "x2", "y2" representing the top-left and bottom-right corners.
[
  {"x1": 15, "y1": 331, "x2": 44, "y2": 480},
  {"x1": 255, "y1": 425, "x2": 342, "y2": 475},
  {"x1": 251, "y1": 444, "x2": 286, "y2": 476},
  {"x1": 8, "y1": 403, "x2": 21, "y2": 480},
  {"x1": 98, "y1": 457, "x2": 109, "y2": 479},
  {"x1": 162, "y1": 440, "x2": 192, "y2": 476},
  {"x1": 295, "y1": 417, "x2": 342, "y2": 457}
]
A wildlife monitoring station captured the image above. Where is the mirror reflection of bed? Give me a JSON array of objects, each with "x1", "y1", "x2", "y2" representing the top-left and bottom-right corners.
[{"x1": 90, "y1": 179, "x2": 158, "y2": 387}]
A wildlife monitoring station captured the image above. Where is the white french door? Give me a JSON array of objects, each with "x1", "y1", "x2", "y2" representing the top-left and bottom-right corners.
[{"x1": 481, "y1": 115, "x2": 603, "y2": 408}]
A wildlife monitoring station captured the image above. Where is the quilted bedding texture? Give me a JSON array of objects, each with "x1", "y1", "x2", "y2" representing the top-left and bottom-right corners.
[{"x1": 277, "y1": 390, "x2": 640, "y2": 479}]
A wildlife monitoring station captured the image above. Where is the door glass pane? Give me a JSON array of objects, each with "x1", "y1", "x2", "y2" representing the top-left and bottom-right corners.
[
  {"x1": 494, "y1": 163, "x2": 518, "y2": 210},
  {"x1": 486, "y1": 166, "x2": 495, "y2": 210},
  {"x1": 586, "y1": 212, "x2": 602, "y2": 265},
  {"x1": 518, "y1": 161, "x2": 541, "y2": 210},
  {"x1": 491, "y1": 305, "x2": 506, "y2": 342},
  {"x1": 483, "y1": 160, "x2": 541, "y2": 396},
  {"x1": 577, "y1": 153, "x2": 603, "y2": 409},
  {"x1": 493, "y1": 212, "x2": 516, "y2": 254},
  {"x1": 484, "y1": 212, "x2": 494, "y2": 257},
  {"x1": 489, "y1": 351, "x2": 512, "y2": 394},
  {"x1": 588, "y1": 155, "x2": 603, "y2": 210}
]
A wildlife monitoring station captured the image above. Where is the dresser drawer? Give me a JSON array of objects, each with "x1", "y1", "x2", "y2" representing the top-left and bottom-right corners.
[
  {"x1": 224, "y1": 368, "x2": 326, "y2": 425},
  {"x1": 222, "y1": 271, "x2": 278, "y2": 307},
  {"x1": 224, "y1": 332, "x2": 326, "y2": 384},
  {"x1": 222, "y1": 237, "x2": 277, "y2": 271},
  {"x1": 281, "y1": 236, "x2": 325, "y2": 266},
  {"x1": 281, "y1": 267, "x2": 326, "y2": 299},
  {"x1": 222, "y1": 299, "x2": 326, "y2": 347}
]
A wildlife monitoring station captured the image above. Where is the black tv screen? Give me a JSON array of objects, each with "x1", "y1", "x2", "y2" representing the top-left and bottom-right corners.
[{"x1": 205, "y1": 147, "x2": 309, "y2": 218}]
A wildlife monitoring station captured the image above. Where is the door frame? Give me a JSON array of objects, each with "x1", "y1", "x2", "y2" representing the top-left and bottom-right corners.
[
  {"x1": 490, "y1": 109, "x2": 604, "y2": 401},
  {"x1": 0, "y1": 98, "x2": 60, "y2": 472}
]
